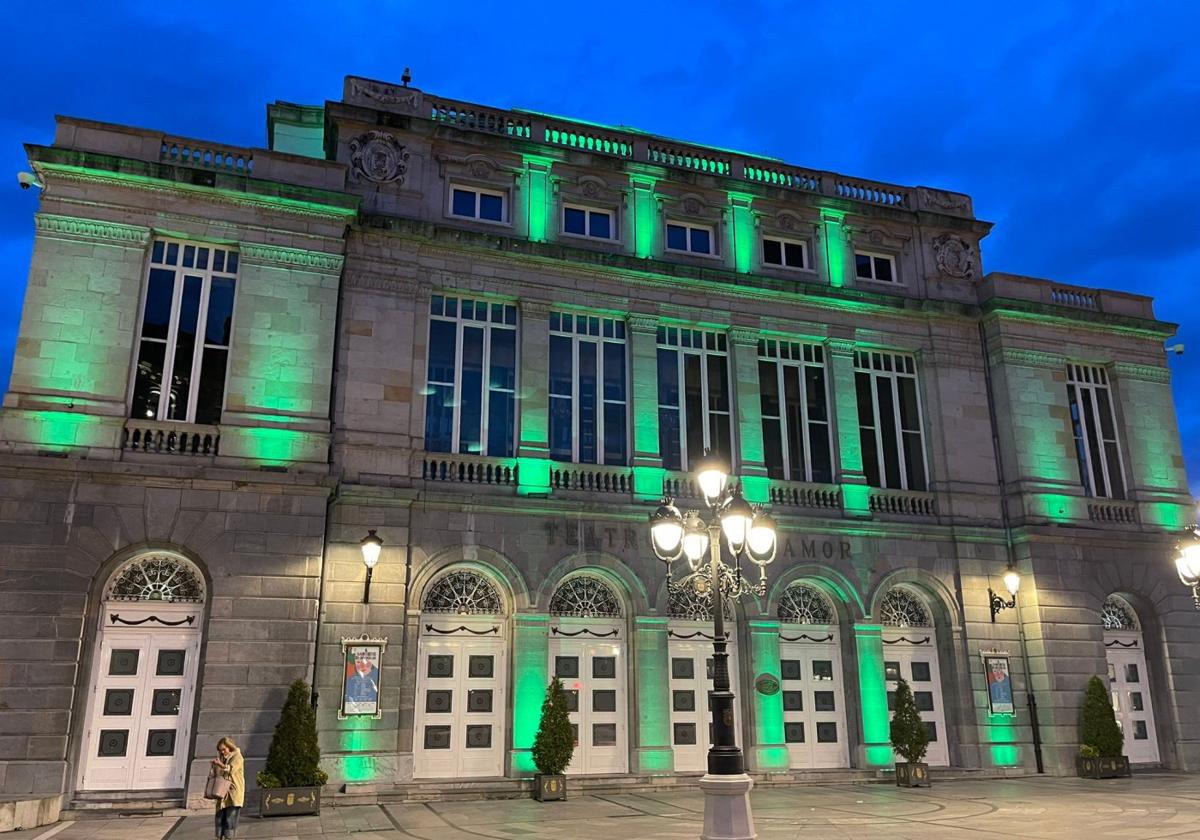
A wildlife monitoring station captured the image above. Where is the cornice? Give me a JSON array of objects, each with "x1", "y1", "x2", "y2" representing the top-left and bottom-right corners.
[
  {"x1": 627, "y1": 313, "x2": 659, "y2": 332},
  {"x1": 38, "y1": 163, "x2": 358, "y2": 223},
  {"x1": 989, "y1": 347, "x2": 1065, "y2": 370},
  {"x1": 1111, "y1": 361, "x2": 1172, "y2": 384},
  {"x1": 823, "y1": 337, "x2": 857, "y2": 356},
  {"x1": 35, "y1": 213, "x2": 151, "y2": 245},
  {"x1": 239, "y1": 243, "x2": 345, "y2": 274},
  {"x1": 728, "y1": 326, "x2": 760, "y2": 345}
]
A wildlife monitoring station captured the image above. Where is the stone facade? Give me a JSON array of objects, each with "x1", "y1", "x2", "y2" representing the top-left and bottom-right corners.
[{"x1": 0, "y1": 75, "x2": 1194, "y2": 808}]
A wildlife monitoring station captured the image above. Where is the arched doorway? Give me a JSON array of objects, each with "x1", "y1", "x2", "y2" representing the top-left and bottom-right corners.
[
  {"x1": 78, "y1": 553, "x2": 205, "y2": 792},
  {"x1": 413, "y1": 568, "x2": 508, "y2": 779},
  {"x1": 1101, "y1": 595, "x2": 1159, "y2": 763},
  {"x1": 666, "y1": 584, "x2": 740, "y2": 773},
  {"x1": 879, "y1": 585, "x2": 948, "y2": 766},
  {"x1": 777, "y1": 582, "x2": 849, "y2": 769},
  {"x1": 548, "y1": 573, "x2": 627, "y2": 775}
]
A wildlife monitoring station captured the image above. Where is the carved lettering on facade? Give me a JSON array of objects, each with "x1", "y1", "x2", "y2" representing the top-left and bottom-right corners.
[{"x1": 543, "y1": 519, "x2": 852, "y2": 561}]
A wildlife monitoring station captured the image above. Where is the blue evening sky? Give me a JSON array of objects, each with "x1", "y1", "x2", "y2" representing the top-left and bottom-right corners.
[{"x1": 1, "y1": 2, "x2": 1196, "y2": 496}]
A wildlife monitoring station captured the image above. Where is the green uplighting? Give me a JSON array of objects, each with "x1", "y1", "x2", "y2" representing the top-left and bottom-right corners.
[
  {"x1": 748, "y1": 622, "x2": 787, "y2": 769},
  {"x1": 523, "y1": 156, "x2": 554, "y2": 243},
  {"x1": 633, "y1": 618, "x2": 672, "y2": 773},
  {"x1": 841, "y1": 483, "x2": 871, "y2": 517},
  {"x1": 727, "y1": 192, "x2": 755, "y2": 274},
  {"x1": 630, "y1": 176, "x2": 658, "y2": 259},
  {"x1": 820, "y1": 210, "x2": 847, "y2": 289},
  {"x1": 741, "y1": 474, "x2": 770, "y2": 505},
  {"x1": 986, "y1": 713, "x2": 1019, "y2": 767},
  {"x1": 516, "y1": 456, "x2": 550, "y2": 496},
  {"x1": 342, "y1": 755, "x2": 376, "y2": 783},
  {"x1": 7, "y1": 409, "x2": 108, "y2": 451},
  {"x1": 853, "y1": 624, "x2": 892, "y2": 767},
  {"x1": 510, "y1": 615, "x2": 550, "y2": 777}
]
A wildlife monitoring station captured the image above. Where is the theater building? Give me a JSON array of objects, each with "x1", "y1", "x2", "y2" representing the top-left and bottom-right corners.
[{"x1": 0, "y1": 74, "x2": 1196, "y2": 813}]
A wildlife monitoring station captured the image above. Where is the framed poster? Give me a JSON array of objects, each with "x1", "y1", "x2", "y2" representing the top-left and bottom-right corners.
[
  {"x1": 340, "y1": 636, "x2": 388, "y2": 719},
  {"x1": 983, "y1": 654, "x2": 1014, "y2": 715}
]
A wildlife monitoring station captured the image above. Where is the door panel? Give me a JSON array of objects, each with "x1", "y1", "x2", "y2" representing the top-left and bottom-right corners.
[
  {"x1": 779, "y1": 637, "x2": 848, "y2": 769},
  {"x1": 884, "y1": 642, "x2": 948, "y2": 767},
  {"x1": 1105, "y1": 635, "x2": 1159, "y2": 763},
  {"x1": 413, "y1": 633, "x2": 506, "y2": 779},
  {"x1": 549, "y1": 635, "x2": 627, "y2": 775},
  {"x1": 668, "y1": 627, "x2": 740, "y2": 773}
]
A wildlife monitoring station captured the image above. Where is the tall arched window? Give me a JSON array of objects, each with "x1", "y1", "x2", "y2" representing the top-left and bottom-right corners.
[
  {"x1": 879, "y1": 586, "x2": 932, "y2": 628},
  {"x1": 107, "y1": 554, "x2": 205, "y2": 603},
  {"x1": 669, "y1": 584, "x2": 734, "y2": 621}
]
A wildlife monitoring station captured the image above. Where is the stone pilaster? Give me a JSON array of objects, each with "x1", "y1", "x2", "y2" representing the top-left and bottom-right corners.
[
  {"x1": 853, "y1": 623, "x2": 892, "y2": 768},
  {"x1": 729, "y1": 327, "x2": 769, "y2": 504},
  {"x1": 744, "y1": 620, "x2": 788, "y2": 772},
  {"x1": 517, "y1": 300, "x2": 552, "y2": 495},
  {"x1": 628, "y1": 313, "x2": 664, "y2": 501},
  {"x1": 824, "y1": 338, "x2": 870, "y2": 516},
  {"x1": 509, "y1": 613, "x2": 550, "y2": 776},
  {"x1": 632, "y1": 617, "x2": 675, "y2": 774}
]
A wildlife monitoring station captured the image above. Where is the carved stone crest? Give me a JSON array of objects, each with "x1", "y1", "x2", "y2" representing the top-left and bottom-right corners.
[
  {"x1": 776, "y1": 213, "x2": 796, "y2": 231},
  {"x1": 919, "y1": 187, "x2": 970, "y2": 213},
  {"x1": 682, "y1": 197, "x2": 702, "y2": 215},
  {"x1": 581, "y1": 180, "x2": 601, "y2": 198},
  {"x1": 932, "y1": 233, "x2": 974, "y2": 279},
  {"x1": 350, "y1": 80, "x2": 420, "y2": 114},
  {"x1": 349, "y1": 131, "x2": 410, "y2": 185},
  {"x1": 468, "y1": 159, "x2": 492, "y2": 178}
]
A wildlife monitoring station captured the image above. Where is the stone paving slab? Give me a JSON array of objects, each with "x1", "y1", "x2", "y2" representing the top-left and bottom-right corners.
[{"x1": 11, "y1": 776, "x2": 1200, "y2": 840}]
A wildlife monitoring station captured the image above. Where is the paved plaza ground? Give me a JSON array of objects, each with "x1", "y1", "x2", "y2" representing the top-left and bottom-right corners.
[{"x1": 11, "y1": 775, "x2": 1200, "y2": 840}]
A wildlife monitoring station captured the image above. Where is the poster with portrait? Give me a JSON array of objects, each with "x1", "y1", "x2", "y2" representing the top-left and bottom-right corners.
[
  {"x1": 983, "y1": 654, "x2": 1014, "y2": 715},
  {"x1": 340, "y1": 636, "x2": 387, "y2": 719}
]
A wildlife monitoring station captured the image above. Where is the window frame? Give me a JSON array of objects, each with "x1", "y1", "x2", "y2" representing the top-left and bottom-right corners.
[
  {"x1": 656, "y1": 326, "x2": 733, "y2": 472},
  {"x1": 548, "y1": 313, "x2": 629, "y2": 465},
  {"x1": 1066, "y1": 363, "x2": 1127, "y2": 499},
  {"x1": 758, "y1": 339, "x2": 833, "y2": 483},
  {"x1": 561, "y1": 204, "x2": 618, "y2": 243},
  {"x1": 854, "y1": 249, "x2": 898, "y2": 284},
  {"x1": 128, "y1": 238, "x2": 238, "y2": 425},
  {"x1": 665, "y1": 221, "x2": 718, "y2": 257},
  {"x1": 448, "y1": 184, "x2": 509, "y2": 225},
  {"x1": 761, "y1": 236, "x2": 810, "y2": 271},
  {"x1": 423, "y1": 295, "x2": 520, "y2": 457},
  {"x1": 853, "y1": 350, "x2": 929, "y2": 491}
]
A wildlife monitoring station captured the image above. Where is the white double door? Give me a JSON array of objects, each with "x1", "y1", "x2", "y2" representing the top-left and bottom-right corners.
[
  {"x1": 779, "y1": 634, "x2": 849, "y2": 769},
  {"x1": 1105, "y1": 632, "x2": 1159, "y2": 763},
  {"x1": 413, "y1": 622, "x2": 507, "y2": 779},
  {"x1": 668, "y1": 623, "x2": 740, "y2": 773},
  {"x1": 883, "y1": 639, "x2": 948, "y2": 766},
  {"x1": 79, "y1": 603, "x2": 201, "y2": 792},
  {"x1": 550, "y1": 622, "x2": 627, "y2": 775}
]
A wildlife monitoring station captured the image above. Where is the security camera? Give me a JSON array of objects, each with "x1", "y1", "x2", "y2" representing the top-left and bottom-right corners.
[
  {"x1": 1167, "y1": 344, "x2": 1185, "y2": 356},
  {"x1": 17, "y1": 171, "x2": 43, "y2": 190}
]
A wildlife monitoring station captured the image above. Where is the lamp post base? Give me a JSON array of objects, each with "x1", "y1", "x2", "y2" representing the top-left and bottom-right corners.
[{"x1": 698, "y1": 773, "x2": 756, "y2": 840}]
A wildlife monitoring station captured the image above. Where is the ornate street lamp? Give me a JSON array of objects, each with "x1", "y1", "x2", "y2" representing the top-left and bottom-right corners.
[
  {"x1": 988, "y1": 562, "x2": 1021, "y2": 622},
  {"x1": 1175, "y1": 525, "x2": 1200, "y2": 610},
  {"x1": 648, "y1": 451, "x2": 777, "y2": 840},
  {"x1": 360, "y1": 529, "x2": 383, "y2": 604}
]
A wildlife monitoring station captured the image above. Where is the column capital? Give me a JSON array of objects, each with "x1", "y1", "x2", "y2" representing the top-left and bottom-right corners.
[
  {"x1": 627, "y1": 312, "x2": 659, "y2": 333},
  {"x1": 519, "y1": 299, "x2": 553, "y2": 320},
  {"x1": 729, "y1": 326, "x2": 760, "y2": 346},
  {"x1": 824, "y1": 337, "x2": 857, "y2": 357}
]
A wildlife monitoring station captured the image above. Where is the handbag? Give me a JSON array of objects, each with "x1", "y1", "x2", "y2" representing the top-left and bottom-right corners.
[{"x1": 205, "y1": 772, "x2": 232, "y2": 800}]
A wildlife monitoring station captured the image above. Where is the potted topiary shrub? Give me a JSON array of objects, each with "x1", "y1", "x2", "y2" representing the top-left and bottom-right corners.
[
  {"x1": 531, "y1": 676, "x2": 574, "y2": 801},
  {"x1": 890, "y1": 677, "x2": 931, "y2": 787},
  {"x1": 1076, "y1": 675, "x2": 1130, "y2": 779},
  {"x1": 256, "y1": 679, "x2": 328, "y2": 816}
]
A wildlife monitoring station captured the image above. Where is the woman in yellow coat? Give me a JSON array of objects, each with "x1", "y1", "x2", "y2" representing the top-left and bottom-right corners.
[{"x1": 212, "y1": 737, "x2": 245, "y2": 840}]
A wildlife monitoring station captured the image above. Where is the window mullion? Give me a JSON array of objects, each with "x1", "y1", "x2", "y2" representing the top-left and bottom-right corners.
[
  {"x1": 890, "y1": 374, "x2": 908, "y2": 489},
  {"x1": 480, "y1": 322, "x2": 492, "y2": 456},
  {"x1": 1086, "y1": 383, "x2": 1110, "y2": 496},
  {"x1": 677, "y1": 348, "x2": 687, "y2": 469},
  {"x1": 572, "y1": 336, "x2": 581, "y2": 463},
  {"x1": 451, "y1": 318, "x2": 464, "y2": 454},
  {"x1": 157, "y1": 271, "x2": 185, "y2": 422},
  {"x1": 868, "y1": 371, "x2": 887, "y2": 488},
  {"x1": 185, "y1": 274, "x2": 213, "y2": 423},
  {"x1": 775, "y1": 360, "x2": 789, "y2": 481},
  {"x1": 797, "y1": 361, "x2": 814, "y2": 483}
]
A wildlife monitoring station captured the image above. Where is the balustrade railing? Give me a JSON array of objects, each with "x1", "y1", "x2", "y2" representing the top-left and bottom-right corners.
[
  {"x1": 662, "y1": 471, "x2": 702, "y2": 501},
  {"x1": 544, "y1": 125, "x2": 633, "y2": 158},
  {"x1": 646, "y1": 144, "x2": 732, "y2": 176},
  {"x1": 869, "y1": 488, "x2": 937, "y2": 517},
  {"x1": 1050, "y1": 287, "x2": 1099, "y2": 310},
  {"x1": 422, "y1": 454, "x2": 518, "y2": 486},
  {"x1": 768, "y1": 480, "x2": 842, "y2": 511},
  {"x1": 835, "y1": 179, "x2": 908, "y2": 207},
  {"x1": 160, "y1": 137, "x2": 253, "y2": 173},
  {"x1": 742, "y1": 163, "x2": 821, "y2": 192},
  {"x1": 429, "y1": 99, "x2": 532, "y2": 138},
  {"x1": 1088, "y1": 500, "x2": 1138, "y2": 525},
  {"x1": 121, "y1": 421, "x2": 220, "y2": 456},
  {"x1": 549, "y1": 464, "x2": 634, "y2": 495}
]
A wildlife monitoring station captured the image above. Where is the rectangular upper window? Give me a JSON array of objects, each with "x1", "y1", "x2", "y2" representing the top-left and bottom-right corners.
[
  {"x1": 549, "y1": 313, "x2": 627, "y2": 466},
  {"x1": 1067, "y1": 364, "x2": 1126, "y2": 499},
  {"x1": 758, "y1": 339, "x2": 832, "y2": 484},
  {"x1": 855, "y1": 250, "x2": 896, "y2": 283},
  {"x1": 424, "y1": 295, "x2": 519, "y2": 457},
  {"x1": 666, "y1": 223, "x2": 714, "y2": 256},
  {"x1": 130, "y1": 239, "x2": 237, "y2": 425},
  {"x1": 854, "y1": 350, "x2": 927, "y2": 491},
  {"x1": 450, "y1": 186, "x2": 506, "y2": 223},
  {"x1": 657, "y1": 326, "x2": 731, "y2": 472},
  {"x1": 563, "y1": 206, "x2": 615, "y2": 241},
  {"x1": 762, "y1": 237, "x2": 808, "y2": 270}
]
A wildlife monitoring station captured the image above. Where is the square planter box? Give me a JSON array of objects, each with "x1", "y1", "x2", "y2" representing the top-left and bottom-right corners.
[
  {"x1": 1076, "y1": 755, "x2": 1131, "y2": 779},
  {"x1": 534, "y1": 774, "x2": 566, "y2": 802},
  {"x1": 895, "y1": 762, "x2": 931, "y2": 787},
  {"x1": 259, "y1": 786, "x2": 321, "y2": 817}
]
